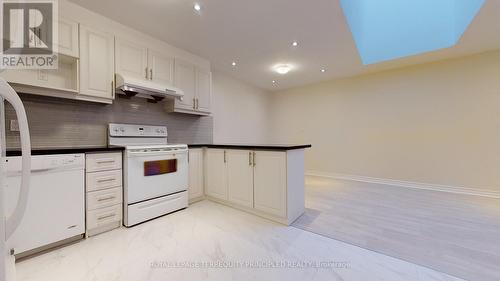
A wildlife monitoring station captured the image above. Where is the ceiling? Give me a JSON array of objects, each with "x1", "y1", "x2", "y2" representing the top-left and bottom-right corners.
[{"x1": 67, "y1": 0, "x2": 500, "y2": 91}]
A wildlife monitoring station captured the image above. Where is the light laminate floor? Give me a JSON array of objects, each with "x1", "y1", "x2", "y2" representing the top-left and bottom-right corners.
[
  {"x1": 293, "y1": 176, "x2": 500, "y2": 281},
  {"x1": 16, "y1": 200, "x2": 463, "y2": 281}
]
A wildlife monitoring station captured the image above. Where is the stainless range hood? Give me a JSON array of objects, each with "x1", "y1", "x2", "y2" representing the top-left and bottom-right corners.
[{"x1": 115, "y1": 74, "x2": 183, "y2": 102}]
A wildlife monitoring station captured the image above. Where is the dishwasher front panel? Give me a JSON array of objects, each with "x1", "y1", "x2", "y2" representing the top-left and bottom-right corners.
[{"x1": 5, "y1": 154, "x2": 85, "y2": 255}]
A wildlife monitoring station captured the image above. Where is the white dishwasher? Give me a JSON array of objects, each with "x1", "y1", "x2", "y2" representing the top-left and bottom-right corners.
[{"x1": 4, "y1": 154, "x2": 85, "y2": 256}]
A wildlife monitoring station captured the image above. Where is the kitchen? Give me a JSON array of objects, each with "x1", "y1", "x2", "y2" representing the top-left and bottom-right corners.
[{"x1": 1, "y1": 0, "x2": 500, "y2": 281}]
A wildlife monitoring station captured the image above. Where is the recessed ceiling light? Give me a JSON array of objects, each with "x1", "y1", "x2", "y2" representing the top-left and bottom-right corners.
[
  {"x1": 292, "y1": 41, "x2": 298, "y2": 47},
  {"x1": 231, "y1": 61, "x2": 237, "y2": 67},
  {"x1": 193, "y1": 3, "x2": 201, "y2": 11},
  {"x1": 321, "y1": 68, "x2": 326, "y2": 73},
  {"x1": 272, "y1": 80, "x2": 276, "y2": 84},
  {"x1": 273, "y1": 64, "x2": 292, "y2": 75}
]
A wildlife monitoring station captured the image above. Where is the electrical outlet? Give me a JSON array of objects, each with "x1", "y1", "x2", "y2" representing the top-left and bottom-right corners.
[
  {"x1": 10, "y1": 119, "x2": 19, "y2": 132},
  {"x1": 38, "y1": 70, "x2": 48, "y2": 81}
]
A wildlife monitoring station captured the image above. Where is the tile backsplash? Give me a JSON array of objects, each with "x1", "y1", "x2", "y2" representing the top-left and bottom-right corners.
[{"x1": 5, "y1": 93, "x2": 213, "y2": 149}]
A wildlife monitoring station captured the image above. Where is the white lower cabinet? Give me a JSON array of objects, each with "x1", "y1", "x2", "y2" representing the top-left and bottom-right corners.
[
  {"x1": 227, "y1": 150, "x2": 254, "y2": 208},
  {"x1": 205, "y1": 149, "x2": 228, "y2": 200},
  {"x1": 203, "y1": 148, "x2": 304, "y2": 225},
  {"x1": 85, "y1": 152, "x2": 123, "y2": 237},
  {"x1": 253, "y1": 151, "x2": 287, "y2": 217},
  {"x1": 188, "y1": 148, "x2": 204, "y2": 202}
]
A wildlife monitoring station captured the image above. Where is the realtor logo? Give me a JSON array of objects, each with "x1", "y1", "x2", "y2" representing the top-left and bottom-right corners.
[{"x1": 1, "y1": 0, "x2": 58, "y2": 69}]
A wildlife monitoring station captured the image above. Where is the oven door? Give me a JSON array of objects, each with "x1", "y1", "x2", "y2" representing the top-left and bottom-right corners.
[{"x1": 125, "y1": 149, "x2": 188, "y2": 204}]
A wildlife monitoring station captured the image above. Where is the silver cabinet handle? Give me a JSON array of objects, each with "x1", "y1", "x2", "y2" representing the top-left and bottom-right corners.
[
  {"x1": 253, "y1": 152, "x2": 256, "y2": 166},
  {"x1": 249, "y1": 152, "x2": 252, "y2": 166},
  {"x1": 150, "y1": 68, "x2": 153, "y2": 80},
  {"x1": 224, "y1": 150, "x2": 226, "y2": 163},
  {"x1": 97, "y1": 177, "x2": 115, "y2": 183},
  {"x1": 193, "y1": 97, "x2": 196, "y2": 109},
  {"x1": 97, "y1": 196, "x2": 116, "y2": 202},
  {"x1": 145, "y1": 67, "x2": 149, "y2": 79},
  {"x1": 96, "y1": 159, "x2": 115, "y2": 164},
  {"x1": 98, "y1": 213, "x2": 116, "y2": 220}
]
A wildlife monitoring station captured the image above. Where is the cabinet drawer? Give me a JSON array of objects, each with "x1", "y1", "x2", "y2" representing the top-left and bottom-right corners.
[
  {"x1": 87, "y1": 204, "x2": 122, "y2": 230},
  {"x1": 87, "y1": 187, "x2": 122, "y2": 211},
  {"x1": 86, "y1": 152, "x2": 122, "y2": 172},
  {"x1": 86, "y1": 170, "x2": 122, "y2": 192}
]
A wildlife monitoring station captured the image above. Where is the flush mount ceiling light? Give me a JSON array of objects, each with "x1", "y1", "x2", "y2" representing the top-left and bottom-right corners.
[
  {"x1": 193, "y1": 3, "x2": 201, "y2": 12},
  {"x1": 272, "y1": 80, "x2": 276, "y2": 84},
  {"x1": 273, "y1": 64, "x2": 293, "y2": 75}
]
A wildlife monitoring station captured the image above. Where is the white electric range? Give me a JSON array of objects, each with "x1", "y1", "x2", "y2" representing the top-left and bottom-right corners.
[{"x1": 108, "y1": 123, "x2": 188, "y2": 227}]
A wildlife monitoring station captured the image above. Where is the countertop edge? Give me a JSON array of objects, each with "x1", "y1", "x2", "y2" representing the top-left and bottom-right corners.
[
  {"x1": 187, "y1": 144, "x2": 312, "y2": 150},
  {"x1": 6, "y1": 147, "x2": 124, "y2": 157},
  {"x1": 6, "y1": 144, "x2": 312, "y2": 156}
]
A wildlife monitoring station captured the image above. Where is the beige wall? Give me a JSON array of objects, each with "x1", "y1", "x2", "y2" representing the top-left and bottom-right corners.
[
  {"x1": 212, "y1": 71, "x2": 271, "y2": 143},
  {"x1": 270, "y1": 50, "x2": 500, "y2": 192}
]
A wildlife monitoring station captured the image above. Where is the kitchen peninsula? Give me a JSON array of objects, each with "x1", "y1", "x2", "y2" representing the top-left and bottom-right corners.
[{"x1": 187, "y1": 144, "x2": 311, "y2": 225}]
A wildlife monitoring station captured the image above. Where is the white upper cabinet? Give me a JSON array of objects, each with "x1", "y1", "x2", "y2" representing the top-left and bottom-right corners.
[
  {"x1": 148, "y1": 50, "x2": 174, "y2": 85},
  {"x1": 196, "y1": 68, "x2": 212, "y2": 113},
  {"x1": 0, "y1": 18, "x2": 80, "y2": 95},
  {"x1": 58, "y1": 18, "x2": 79, "y2": 57},
  {"x1": 166, "y1": 59, "x2": 212, "y2": 115},
  {"x1": 115, "y1": 38, "x2": 148, "y2": 80},
  {"x1": 173, "y1": 59, "x2": 196, "y2": 110},
  {"x1": 79, "y1": 25, "x2": 115, "y2": 102}
]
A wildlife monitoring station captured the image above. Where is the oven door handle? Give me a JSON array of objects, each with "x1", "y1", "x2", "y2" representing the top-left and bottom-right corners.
[{"x1": 127, "y1": 150, "x2": 187, "y2": 157}]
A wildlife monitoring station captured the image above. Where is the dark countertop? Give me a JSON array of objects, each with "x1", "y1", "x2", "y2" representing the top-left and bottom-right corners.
[
  {"x1": 188, "y1": 144, "x2": 312, "y2": 151},
  {"x1": 6, "y1": 143, "x2": 311, "y2": 156},
  {"x1": 6, "y1": 146, "x2": 124, "y2": 157}
]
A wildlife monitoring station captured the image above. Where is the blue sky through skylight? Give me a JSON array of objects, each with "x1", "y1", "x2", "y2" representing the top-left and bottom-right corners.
[{"x1": 340, "y1": 0, "x2": 485, "y2": 65}]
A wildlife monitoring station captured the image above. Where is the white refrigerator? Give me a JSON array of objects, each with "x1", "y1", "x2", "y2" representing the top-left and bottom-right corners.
[{"x1": 0, "y1": 78, "x2": 31, "y2": 281}]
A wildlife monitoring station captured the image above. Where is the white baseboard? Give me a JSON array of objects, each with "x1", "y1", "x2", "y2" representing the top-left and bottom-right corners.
[{"x1": 306, "y1": 170, "x2": 500, "y2": 199}]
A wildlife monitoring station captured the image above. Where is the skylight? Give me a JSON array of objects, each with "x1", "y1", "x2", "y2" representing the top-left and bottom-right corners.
[{"x1": 340, "y1": 0, "x2": 485, "y2": 65}]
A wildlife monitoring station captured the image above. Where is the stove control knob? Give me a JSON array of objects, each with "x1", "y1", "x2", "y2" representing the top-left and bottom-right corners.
[{"x1": 119, "y1": 127, "x2": 125, "y2": 133}]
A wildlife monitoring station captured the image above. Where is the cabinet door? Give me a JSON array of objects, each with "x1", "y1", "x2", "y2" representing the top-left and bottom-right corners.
[
  {"x1": 188, "y1": 149, "x2": 204, "y2": 200},
  {"x1": 205, "y1": 149, "x2": 228, "y2": 201},
  {"x1": 79, "y1": 25, "x2": 114, "y2": 99},
  {"x1": 173, "y1": 59, "x2": 196, "y2": 111},
  {"x1": 115, "y1": 38, "x2": 148, "y2": 80},
  {"x1": 253, "y1": 151, "x2": 287, "y2": 217},
  {"x1": 227, "y1": 150, "x2": 254, "y2": 208},
  {"x1": 58, "y1": 18, "x2": 79, "y2": 57},
  {"x1": 196, "y1": 69, "x2": 211, "y2": 113},
  {"x1": 148, "y1": 50, "x2": 174, "y2": 85}
]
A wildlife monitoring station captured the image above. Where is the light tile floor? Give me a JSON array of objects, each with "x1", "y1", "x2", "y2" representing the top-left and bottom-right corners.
[{"x1": 16, "y1": 200, "x2": 464, "y2": 281}]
